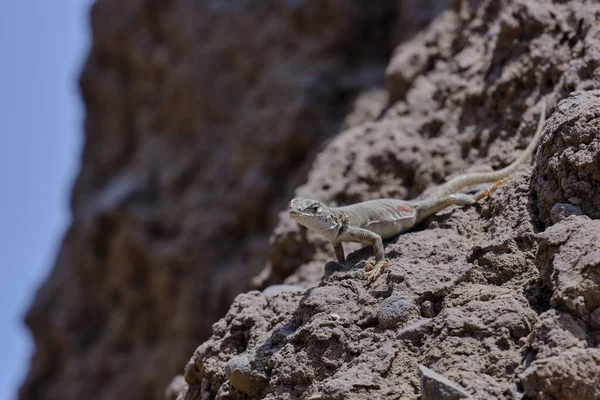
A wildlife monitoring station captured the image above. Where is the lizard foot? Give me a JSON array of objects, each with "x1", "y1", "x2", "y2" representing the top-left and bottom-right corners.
[
  {"x1": 475, "y1": 177, "x2": 512, "y2": 202},
  {"x1": 363, "y1": 260, "x2": 388, "y2": 281}
]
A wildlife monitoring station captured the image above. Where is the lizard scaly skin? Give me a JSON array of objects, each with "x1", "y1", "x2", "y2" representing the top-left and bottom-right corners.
[{"x1": 289, "y1": 102, "x2": 546, "y2": 281}]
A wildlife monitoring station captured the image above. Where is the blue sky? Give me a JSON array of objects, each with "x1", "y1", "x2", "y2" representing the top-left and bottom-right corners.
[{"x1": 0, "y1": 1, "x2": 92, "y2": 398}]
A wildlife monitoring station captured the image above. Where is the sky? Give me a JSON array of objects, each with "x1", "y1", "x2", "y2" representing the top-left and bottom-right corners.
[{"x1": 0, "y1": 1, "x2": 93, "y2": 398}]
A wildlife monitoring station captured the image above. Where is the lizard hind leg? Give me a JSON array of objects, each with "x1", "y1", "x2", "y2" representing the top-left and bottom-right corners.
[
  {"x1": 443, "y1": 177, "x2": 512, "y2": 206},
  {"x1": 431, "y1": 178, "x2": 509, "y2": 210},
  {"x1": 416, "y1": 177, "x2": 511, "y2": 222},
  {"x1": 473, "y1": 177, "x2": 511, "y2": 202}
]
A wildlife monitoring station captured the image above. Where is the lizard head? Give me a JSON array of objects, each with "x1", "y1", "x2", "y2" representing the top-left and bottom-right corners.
[{"x1": 289, "y1": 197, "x2": 337, "y2": 235}]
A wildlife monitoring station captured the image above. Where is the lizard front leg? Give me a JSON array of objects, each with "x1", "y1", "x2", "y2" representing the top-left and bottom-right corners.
[
  {"x1": 340, "y1": 227, "x2": 387, "y2": 281},
  {"x1": 333, "y1": 243, "x2": 345, "y2": 262}
]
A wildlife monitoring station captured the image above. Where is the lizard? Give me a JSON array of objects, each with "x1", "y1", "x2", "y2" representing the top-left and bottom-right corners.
[{"x1": 289, "y1": 102, "x2": 547, "y2": 281}]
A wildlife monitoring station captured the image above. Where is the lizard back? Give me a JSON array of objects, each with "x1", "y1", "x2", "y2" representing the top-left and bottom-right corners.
[{"x1": 337, "y1": 199, "x2": 417, "y2": 239}]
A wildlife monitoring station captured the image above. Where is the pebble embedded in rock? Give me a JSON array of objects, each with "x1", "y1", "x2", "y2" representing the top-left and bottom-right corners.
[
  {"x1": 419, "y1": 365, "x2": 471, "y2": 399},
  {"x1": 421, "y1": 300, "x2": 435, "y2": 318},
  {"x1": 378, "y1": 296, "x2": 419, "y2": 329},
  {"x1": 262, "y1": 284, "x2": 305, "y2": 296},
  {"x1": 396, "y1": 319, "x2": 433, "y2": 341},
  {"x1": 225, "y1": 356, "x2": 267, "y2": 396},
  {"x1": 550, "y1": 203, "x2": 584, "y2": 224}
]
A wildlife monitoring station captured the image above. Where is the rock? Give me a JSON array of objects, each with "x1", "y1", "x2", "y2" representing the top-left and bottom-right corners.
[
  {"x1": 225, "y1": 356, "x2": 268, "y2": 397},
  {"x1": 536, "y1": 218, "x2": 600, "y2": 317},
  {"x1": 225, "y1": 356, "x2": 252, "y2": 378},
  {"x1": 526, "y1": 309, "x2": 588, "y2": 361},
  {"x1": 396, "y1": 319, "x2": 433, "y2": 341},
  {"x1": 181, "y1": 1, "x2": 600, "y2": 398},
  {"x1": 550, "y1": 203, "x2": 584, "y2": 224},
  {"x1": 419, "y1": 365, "x2": 470, "y2": 399},
  {"x1": 590, "y1": 307, "x2": 600, "y2": 330},
  {"x1": 164, "y1": 375, "x2": 187, "y2": 400},
  {"x1": 534, "y1": 90, "x2": 600, "y2": 226},
  {"x1": 421, "y1": 300, "x2": 435, "y2": 318},
  {"x1": 378, "y1": 296, "x2": 420, "y2": 329},
  {"x1": 20, "y1": 1, "x2": 446, "y2": 400},
  {"x1": 19, "y1": 0, "x2": 600, "y2": 399},
  {"x1": 518, "y1": 217, "x2": 600, "y2": 400},
  {"x1": 262, "y1": 284, "x2": 305, "y2": 296},
  {"x1": 520, "y1": 348, "x2": 600, "y2": 400}
]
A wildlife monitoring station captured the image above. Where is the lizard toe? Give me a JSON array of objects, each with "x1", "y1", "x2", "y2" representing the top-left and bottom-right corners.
[{"x1": 363, "y1": 260, "x2": 388, "y2": 281}]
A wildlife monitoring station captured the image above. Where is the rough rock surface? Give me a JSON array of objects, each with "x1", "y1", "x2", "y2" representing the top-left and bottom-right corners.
[
  {"x1": 179, "y1": 0, "x2": 600, "y2": 399},
  {"x1": 534, "y1": 90, "x2": 600, "y2": 225},
  {"x1": 521, "y1": 348, "x2": 600, "y2": 400},
  {"x1": 19, "y1": 1, "x2": 452, "y2": 400},
  {"x1": 521, "y1": 217, "x2": 600, "y2": 400},
  {"x1": 419, "y1": 365, "x2": 470, "y2": 400}
]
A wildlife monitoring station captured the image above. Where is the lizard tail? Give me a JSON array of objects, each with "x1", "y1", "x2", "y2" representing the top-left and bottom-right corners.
[{"x1": 430, "y1": 100, "x2": 547, "y2": 200}]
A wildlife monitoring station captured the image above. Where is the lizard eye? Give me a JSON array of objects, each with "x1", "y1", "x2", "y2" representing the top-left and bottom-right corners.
[{"x1": 312, "y1": 205, "x2": 319, "y2": 212}]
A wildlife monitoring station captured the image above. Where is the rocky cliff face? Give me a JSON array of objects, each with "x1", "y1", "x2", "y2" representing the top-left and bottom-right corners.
[
  {"x1": 19, "y1": 1, "x2": 452, "y2": 400},
  {"x1": 174, "y1": 0, "x2": 600, "y2": 399}
]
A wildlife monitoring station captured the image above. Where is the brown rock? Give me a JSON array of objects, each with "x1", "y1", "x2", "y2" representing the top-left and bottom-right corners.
[
  {"x1": 518, "y1": 217, "x2": 600, "y2": 398},
  {"x1": 20, "y1": 1, "x2": 452, "y2": 400},
  {"x1": 419, "y1": 365, "x2": 470, "y2": 400},
  {"x1": 164, "y1": 376, "x2": 187, "y2": 400},
  {"x1": 526, "y1": 310, "x2": 588, "y2": 361},
  {"x1": 537, "y1": 217, "x2": 600, "y2": 317},
  {"x1": 534, "y1": 90, "x2": 600, "y2": 225},
  {"x1": 378, "y1": 295, "x2": 420, "y2": 329},
  {"x1": 521, "y1": 348, "x2": 600, "y2": 400},
  {"x1": 550, "y1": 202, "x2": 584, "y2": 224},
  {"x1": 186, "y1": 0, "x2": 600, "y2": 399},
  {"x1": 20, "y1": 0, "x2": 600, "y2": 399},
  {"x1": 396, "y1": 319, "x2": 433, "y2": 342},
  {"x1": 225, "y1": 356, "x2": 268, "y2": 397}
]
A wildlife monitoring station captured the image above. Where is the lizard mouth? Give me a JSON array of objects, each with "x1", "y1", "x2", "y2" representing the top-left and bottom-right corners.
[{"x1": 289, "y1": 210, "x2": 311, "y2": 222}]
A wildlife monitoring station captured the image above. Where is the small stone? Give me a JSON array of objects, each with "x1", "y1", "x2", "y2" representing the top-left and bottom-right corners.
[
  {"x1": 225, "y1": 356, "x2": 267, "y2": 396},
  {"x1": 550, "y1": 203, "x2": 584, "y2": 224},
  {"x1": 396, "y1": 319, "x2": 432, "y2": 341},
  {"x1": 420, "y1": 365, "x2": 471, "y2": 399},
  {"x1": 378, "y1": 296, "x2": 419, "y2": 329},
  {"x1": 262, "y1": 284, "x2": 305, "y2": 296},
  {"x1": 421, "y1": 300, "x2": 435, "y2": 318},
  {"x1": 225, "y1": 356, "x2": 251, "y2": 378}
]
